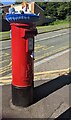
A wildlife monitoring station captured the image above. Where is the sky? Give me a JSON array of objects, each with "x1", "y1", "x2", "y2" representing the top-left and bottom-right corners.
[
  {"x1": 0, "y1": 0, "x2": 50, "y2": 5},
  {"x1": 0, "y1": 0, "x2": 15, "y2": 5}
]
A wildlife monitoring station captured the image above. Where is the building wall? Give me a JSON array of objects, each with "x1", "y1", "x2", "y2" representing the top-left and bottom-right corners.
[
  {"x1": 34, "y1": 3, "x2": 45, "y2": 26},
  {"x1": 2, "y1": 6, "x2": 10, "y2": 19},
  {"x1": 3, "y1": 6, "x2": 9, "y2": 13},
  {"x1": 2, "y1": 3, "x2": 45, "y2": 25},
  {"x1": 30, "y1": 2, "x2": 34, "y2": 14},
  {"x1": 14, "y1": 4, "x2": 22, "y2": 12},
  {"x1": 28, "y1": 2, "x2": 45, "y2": 25}
]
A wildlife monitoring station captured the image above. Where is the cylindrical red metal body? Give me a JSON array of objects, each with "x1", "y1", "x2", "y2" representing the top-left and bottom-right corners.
[
  {"x1": 11, "y1": 23, "x2": 37, "y2": 107},
  {"x1": 11, "y1": 23, "x2": 34, "y2": 87}
]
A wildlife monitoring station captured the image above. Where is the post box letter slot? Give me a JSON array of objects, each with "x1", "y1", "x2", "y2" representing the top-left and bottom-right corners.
[{"x1": 28, "y1": 38, "x2": 34, "y2": 51}]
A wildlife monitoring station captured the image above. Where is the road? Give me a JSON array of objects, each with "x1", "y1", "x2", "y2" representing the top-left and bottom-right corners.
[
  {"x1": 35, "y1": 28, "x2": 70, "y2": 61},
  {"x1": 0, "y1": 28, "x2": 71, "y2": 119},
  {"x1": 0, "y1": 28, "x2": 70, "y2": 76}
]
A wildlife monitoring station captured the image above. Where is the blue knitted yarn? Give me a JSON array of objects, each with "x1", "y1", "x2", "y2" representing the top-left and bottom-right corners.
[{"x1": 6, "y1": 13, "x2": 39, "y2": 23}]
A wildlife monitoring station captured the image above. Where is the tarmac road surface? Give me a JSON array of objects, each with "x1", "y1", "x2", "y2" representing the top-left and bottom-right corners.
[{"x1": 0, "y1": 28, "x2": 70, "y2": 76}]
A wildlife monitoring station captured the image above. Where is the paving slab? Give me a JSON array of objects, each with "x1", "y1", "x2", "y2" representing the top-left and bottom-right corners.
[{"x1": 2, "y1": 73, "x2": 71, "y2": 119}]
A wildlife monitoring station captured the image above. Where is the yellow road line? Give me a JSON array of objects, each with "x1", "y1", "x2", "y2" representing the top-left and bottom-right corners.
[
  {"x1": 0, "y1": 68, "x2": 12, "y2": 74},
  {"x1": 0, "y1": 54, "x2": 11, "y2": 58},
  {"x1": 34, "y1": 68, "x2": 69, "y2": 76},
  {"x1": 0, "y1": 76, "x2": 12, "y2": 80},
  {"x1": 0, "y1": 66, "x2": 70, "y2": 76},
  {"x1": 0, "y1": 53, "x2": 10, "y2": 57},
  {"x1": 0, "y1": 53, "x2": 11, "y2": 59},
  {"x1": 0, "y1": 66, "x2": 11, "y2": 73},
  {"x1": 0, "y1": 68, "x2": 69, "y2": 84},
  {"x1": 0, "y1": 79, "x2": 12, "y2": 83},
  {"x1": 0, "y1": 66, "x2": 11, "y2": 71},
  {"x1": 0, "y1": 62, "x2": 12, "y2": 71},
  {"x1": 35, "y1": 53, "x2": 49, "y2": 61},
  {"x1": 35, "y1": 46, "x2": 68, "y2": 61},
  {"x1": 42, "y1": 46, "x2": 54, "y2": 50},
  {"x1": 35, "y1": 46, "x2": 43, "y2": 49},
  {"x1": 0, "y1": 63, "x2": 12, "y2": 70},
  {"x1": 0, "y1": 59, "x2": 10, "y2": 64}
]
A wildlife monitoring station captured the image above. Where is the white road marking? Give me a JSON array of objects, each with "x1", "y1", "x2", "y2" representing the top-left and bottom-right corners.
[
  {"x1": 0, "y1": 46, "x2": 11, "y2": 50},
  {"x1": 35, "y1": 49, "x2": 70, "y2": 67},
  {"x1": 36, "y1": 32, "x2": 69, "y2": 42},
  {"x1": 0, "y1": 32, "x2": 69, "y2": 50}
]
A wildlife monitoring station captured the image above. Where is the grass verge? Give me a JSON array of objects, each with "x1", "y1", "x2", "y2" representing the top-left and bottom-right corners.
[
  {"x1": 37, "y1": 20, "x2": 69, "y2": 34},
  {"x1": 0, "y1": 20, "x2": 70, "y2": 40},
  {"x1": 0, "y1": 31, "x2": 10, "y2": 40}
]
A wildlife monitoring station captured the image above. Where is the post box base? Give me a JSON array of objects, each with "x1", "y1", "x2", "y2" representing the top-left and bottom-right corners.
[{"x1": 12, "y1": 85, "x2": 33, "y2": 107}]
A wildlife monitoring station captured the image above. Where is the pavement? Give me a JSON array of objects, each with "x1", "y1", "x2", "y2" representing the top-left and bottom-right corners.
[
  {"x1": 1, "y1": 73, "x2": 71, "y2": 119},
  {"x1": 0, "y1": 49, "x2": 71, "y2": 119},
  {"x1": 37, "y1": 25, "x2": 70, "y2": 34}
]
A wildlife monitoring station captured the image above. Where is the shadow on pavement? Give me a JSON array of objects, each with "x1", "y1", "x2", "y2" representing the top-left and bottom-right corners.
[
  {"x1": 33, "y1": 73, "x2": 71, "y2": 103},
  {"x1": 55, "y1": 107, "x2": 71, "y2": 119},
  {"x1": 2, "y1": 73, "x2": 71, "y2": 120}
]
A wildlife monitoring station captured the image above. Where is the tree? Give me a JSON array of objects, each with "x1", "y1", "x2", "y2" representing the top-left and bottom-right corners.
[
  {"x1": 57, "y1": 2, "x2": 70, "y2": 19},
  {"x1": 36, "y1": 2, "x2": 71, "y2": 20}
]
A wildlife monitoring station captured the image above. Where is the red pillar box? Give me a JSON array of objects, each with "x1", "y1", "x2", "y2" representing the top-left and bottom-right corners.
[{"x1": 6, "y1": 14, "x2": 39, "y2": 107}]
